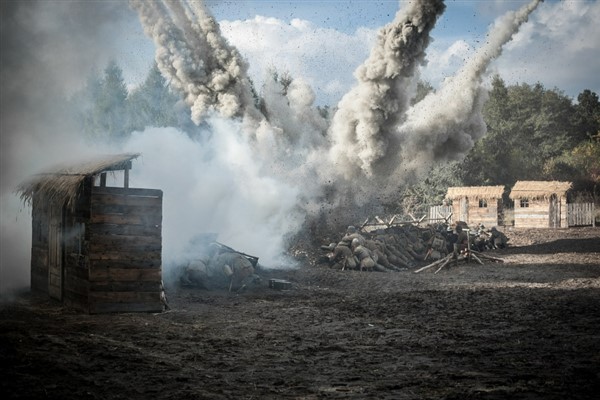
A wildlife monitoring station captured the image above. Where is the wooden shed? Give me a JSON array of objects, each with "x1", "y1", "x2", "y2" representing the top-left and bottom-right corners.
[
  {"x1": 445, "y1": 185, "x2": 506, "y2": 227},
  {"x1": 509, "y1": 180, "x2": 571, "y2": 228},
  {"x1": 17, "y1": 153, "x2": 164, "y2": 313}
]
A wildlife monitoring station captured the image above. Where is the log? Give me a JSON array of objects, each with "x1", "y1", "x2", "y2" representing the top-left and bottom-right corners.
[
  {"x1": 470, "y1": 253, "x2": 484, "y2": 265},
  {"x1": 414, "y1": 253, "x2": 452, "y2": 273},
  {"x1": 471, "y1": 250, "x2": 504, "y2": 263},
  {"x1": 434, "y1": 257, "x2": 452, "y2": 274}
]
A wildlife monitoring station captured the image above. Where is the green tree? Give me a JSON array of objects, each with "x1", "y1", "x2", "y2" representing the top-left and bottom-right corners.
[
  {"x1": 97, "y1": 60, "x2": 129, "y2": 141},
  {"x1": 70, "y1": 70, "x2": 104, "y2": 141},
  {"x1": 572, "y1": 89, "x2": 600, "y2": 141},
  {"x1": 126, "y1": 63, "x2": 179, "y2": 132},
  {"x1": 460, "y1": 77, "x2": 579, "y2": 185}
]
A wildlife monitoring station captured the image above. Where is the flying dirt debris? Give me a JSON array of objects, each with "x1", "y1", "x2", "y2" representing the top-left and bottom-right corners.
[
  {"x1": 319, "y1": 221, "x2": 507, "y2": 274},
  {"x1": 178, "y1": 234, "x2": 261, "y2": 292}
]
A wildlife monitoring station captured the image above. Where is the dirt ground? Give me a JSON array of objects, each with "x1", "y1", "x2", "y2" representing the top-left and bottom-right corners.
[{"x1": 1, "y1": 227, "x2": 600, "y2": 399}]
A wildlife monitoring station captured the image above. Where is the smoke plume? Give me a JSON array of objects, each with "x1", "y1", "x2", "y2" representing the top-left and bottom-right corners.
[
  {"x1": 328, "y1": 0, "x2": 446, "y2": 178},
  {"x1": 129, "y1": 0, "x2": 260, "y2": 126},
  {"x1": 389, "y1": 0, "x2": 543, "y2": 180}
]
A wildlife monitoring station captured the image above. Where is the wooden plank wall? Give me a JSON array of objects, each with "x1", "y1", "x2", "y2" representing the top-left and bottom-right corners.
[
  {"x1": 568, "y1": 203, "x2": 595, "y2": 227},
  {"x1": 466, "y1": 199, "x2": 499, "y2": 227},
  {"x1": 87, "y1": 186, "x2": 163, "y2": 313},
  {"x1": 514, "y1": 200, "x2": 551, "y2": 228},
  {"x1": 428, "y1": 205, "x2": 452, "y2": 224}
]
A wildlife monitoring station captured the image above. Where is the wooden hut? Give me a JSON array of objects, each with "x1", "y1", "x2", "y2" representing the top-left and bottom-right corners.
[
  {"x1": 17, "y1": 153, "x2": 164, "y2": 313},
  {"x1": 445, "y1": 185, "x2": 505, "y2": 227},
  {"x1": 509, "y1": 181, "x2": 571, "y2": 228}
]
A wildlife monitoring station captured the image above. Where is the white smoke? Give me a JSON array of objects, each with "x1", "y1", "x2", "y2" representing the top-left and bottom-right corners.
[
  {"x1": 121, "y1": 124, "x2": 303, "y2": 269},
  {"x1": 392, "y1": 0, "x2": 543, "y2": 178},
  {"x1": 129, "y1": 0, "x2": 260, "y2": 125}
]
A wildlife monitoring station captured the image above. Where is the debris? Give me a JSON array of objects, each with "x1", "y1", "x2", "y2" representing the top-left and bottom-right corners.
[{"x1": 269, "y1": 279, "x2": 292, "y2": 290}]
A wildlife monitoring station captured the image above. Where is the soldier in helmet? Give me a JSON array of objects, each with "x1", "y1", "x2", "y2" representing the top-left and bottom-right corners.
[
  {"x1": 453, "y1": 224, "x2": 469, "y2": 259},
  {"x1": 352, "y1": 238, "x2": 377, "y2": 272},
  {"x1": 340, "y1": 225, "x2": 366, "y2": 247},
  {"x1": 327, "y1": 242, "x2": 358, "y2": 270}
]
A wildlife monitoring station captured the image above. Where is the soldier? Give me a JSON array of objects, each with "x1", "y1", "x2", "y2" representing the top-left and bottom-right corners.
[
  {"x1": 208, "y1": 250, "x2": 258, "y2": 291},
  {"x1": 180, "y1": 258, "x2": 210, "y2": 288},
  {"x1": 327, "y1": 243, "x2": 358, "y2": 270},
  {"x1": 453, "y1": 224, "x2": 469, "y2": 258},
  {"x1": 489, "y1": 227, "x2": 508, "y2": 249},
  {"x1": 340, "y1": 225, "x2": 366, "y2": 247},
  {"x1": 352, "y1": 238, "x2": 378, "y2": 272}
]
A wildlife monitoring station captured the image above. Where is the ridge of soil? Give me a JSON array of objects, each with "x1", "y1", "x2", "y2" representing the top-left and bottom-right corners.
[{"x1": 1, "y1": 227, "x2": 599, "y2": 399}]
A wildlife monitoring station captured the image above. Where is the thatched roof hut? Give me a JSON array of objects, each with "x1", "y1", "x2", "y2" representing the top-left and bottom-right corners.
[
  {"x1": 18, "y1": 152, "x2": 164, "y2": 313},
  {"x1": 446, "y1": 185, "x2": 505, "y2": 200},
  {"x1": 17, "y1": 153, "x2": 140, "y2": 209},
  {"x1": 509, "y1": 181, "x2": 572, "y2": 200},
  {"x1": 445, "y1": 185, "x2": 506, "y2": 227},
  {"x1": 509, "y1": 181, "x2": 572, "y2": 228}
]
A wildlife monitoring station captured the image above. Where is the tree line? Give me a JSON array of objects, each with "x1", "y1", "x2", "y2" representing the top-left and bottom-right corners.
[{"x1": 70, "y1": 61, "x2": 600, "y2": 206}]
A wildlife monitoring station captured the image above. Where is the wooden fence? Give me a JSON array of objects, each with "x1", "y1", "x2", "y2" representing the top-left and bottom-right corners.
[
  {"x1": 428, "y1": 205, "x2": 453, "y2": 225},
  {"x1": 568, "y1": 203, "x2": 595, "y2": 227}
]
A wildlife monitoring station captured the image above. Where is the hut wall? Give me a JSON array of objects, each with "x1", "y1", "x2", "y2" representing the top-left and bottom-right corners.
[
  {"x1": 514, "y1": 199, "x2": 550, "y2": 228},
  {"x1": 467, "y1": 199, "x2": 499, "y2": 227},
  {"x1": 86, "y1": 186, "x2": 163, "y2": 313},
  {"x1": 450, "y1": 198, "x2": 499, "y2": 227},
  {"x1": 513, "y1": 197, "x2": 568, "y2": 228}
]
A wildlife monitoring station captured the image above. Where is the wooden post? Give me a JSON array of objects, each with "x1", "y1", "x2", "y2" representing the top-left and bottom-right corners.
[
  {"x1": 100, "y1": 172, "x2": 107, "y2": 187},
  {"x1": 124, "y1": 166, "x2": 130, "y2": 189}
]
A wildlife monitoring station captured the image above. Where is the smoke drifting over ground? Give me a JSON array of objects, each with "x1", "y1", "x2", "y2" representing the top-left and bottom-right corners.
[{"x1": 1, "y1": 0, "x2": 541, "y2": 293}]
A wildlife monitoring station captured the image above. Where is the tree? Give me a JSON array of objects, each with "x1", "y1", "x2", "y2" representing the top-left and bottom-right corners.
[
  {"x1": 126, "y1": 63, "x2": 180, "y2": 132},
  {"x1": 70, "y1": 70, "x2": 104, "y2": 141},
  {"x1": 573, "y1": 89, "x2": 600, "y2": 141},
  {"x1": 97, "y1": 60, "x2": 129, "y2": 141},
  {"x1": 460, "y1": 77, "x2": 579, "y2": 185}
]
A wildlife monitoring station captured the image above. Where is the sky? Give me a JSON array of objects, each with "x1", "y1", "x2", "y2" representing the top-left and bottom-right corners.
[
  {"x1": 112, "y1": 0, "x2": 600, "y2": 105},
  {"x1": 1, "y1": 0, "x2": 599, "y2": 294}
]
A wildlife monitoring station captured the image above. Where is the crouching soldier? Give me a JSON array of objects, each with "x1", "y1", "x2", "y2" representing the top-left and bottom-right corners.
[
  {"x1": 208, "y1": 251, "x2": 259, "y2": 292},
  {"x1": 489, "y1": 227, "x2": 508, "y2": 249},
  {"x1": 180, "y1": 258, "x2": 210, "y2": 288},
  {"x1": 326, "y1": 242, "x2": 359, "y2": 270},
  {"x1": 352, "y1": 238, "x2": 380, "y2": 272}
]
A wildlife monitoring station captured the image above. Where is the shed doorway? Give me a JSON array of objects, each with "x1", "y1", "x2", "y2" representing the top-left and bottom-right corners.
[
  {"x1": 459, "y1": 197, "x2": 468, "y2": 222},
  {"x1": 549, "y1": 194, "x2": 560, "y2": 228},
  {"x1": 48, "y1": 202, "x2": 64, "y2": 301}
]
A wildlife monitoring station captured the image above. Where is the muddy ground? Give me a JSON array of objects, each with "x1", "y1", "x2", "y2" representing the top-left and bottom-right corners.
[{"x1": 1, "y1": 227, "x2": 600, "y2": 399}]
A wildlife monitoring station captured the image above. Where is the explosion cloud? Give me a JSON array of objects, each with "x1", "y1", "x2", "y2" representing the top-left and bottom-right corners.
[
  {"x1": 1, "y1": 0, "x2": 544, "y2": 293},
  {"x1": 128, "y1": 0, "x2": 544, "y2": 263}
]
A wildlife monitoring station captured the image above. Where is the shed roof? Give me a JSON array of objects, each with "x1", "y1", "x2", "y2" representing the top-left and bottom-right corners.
[
  {"x1": 446, "y1": 185, "x2": 505, "y2": 200},
  {"x1": 509, "y1": 180, "x2": 572, "y2": 199},
  {"x1": 16, "y1": 153, "x2": 140, "y2": 209}
]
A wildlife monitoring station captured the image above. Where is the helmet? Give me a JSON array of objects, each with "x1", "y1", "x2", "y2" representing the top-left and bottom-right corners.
[
  {"x1": 347, "y1": 225, "x2": 357, "y2": 234},
  {"x1": 351, "y1": 238, "x2": 361, "y2": 247}
]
